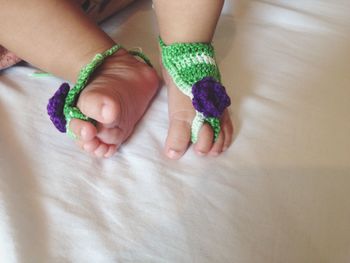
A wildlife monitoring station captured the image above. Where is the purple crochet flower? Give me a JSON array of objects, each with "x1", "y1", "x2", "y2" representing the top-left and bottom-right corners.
[
  {"x1": 192, "y1": 77, "x2": 231, "y2": 118},
  {"x1": 47, "y1": 83, "x2": 70, "y2": 133}
]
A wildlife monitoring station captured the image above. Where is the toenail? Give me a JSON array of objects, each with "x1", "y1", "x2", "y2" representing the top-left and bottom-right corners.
[
  {"x1": 167, "y1": 149, "x2": 180, "y2": 159},
  {"x1": 197, "y1": 151, "x2": 206, "y2": 156},
  {"x1": 222, "y1": 146, "x2": 228, "y2": 152},
  {"x1": 211, "y1": 152, "x2": 220, "y2": 156},
  {"x1": 101, "y1": 104, "x2": 109, "y2": 120},
  {"x1": 80, "y1": 127, "x2": 87, "y2": 138}
]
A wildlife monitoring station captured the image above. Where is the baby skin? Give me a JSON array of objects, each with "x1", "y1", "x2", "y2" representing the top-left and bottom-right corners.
[
  {"x1": 69, "y1": 49, "x2": 159, "y2": 158},
  {"x1": 0, "y1": 0, "x2": 233, "y2": 159}
]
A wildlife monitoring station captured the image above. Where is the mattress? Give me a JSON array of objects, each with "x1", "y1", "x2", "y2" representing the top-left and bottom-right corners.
[{"x1": 0, "y1": 0, "x2": 349, "y2": 262}]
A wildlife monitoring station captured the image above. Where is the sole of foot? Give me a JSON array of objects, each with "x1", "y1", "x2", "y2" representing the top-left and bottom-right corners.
[{"x1": 69, "y1": 49, "x2": 160, "y2": 158}]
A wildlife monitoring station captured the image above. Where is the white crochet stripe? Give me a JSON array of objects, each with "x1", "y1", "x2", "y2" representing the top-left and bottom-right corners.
[
  {"x1": 176, "y1": 81, "x2": 192, "y2": 97},
  {"x1": 174, "y1": 53, "x2": 217, "y2": 69}
]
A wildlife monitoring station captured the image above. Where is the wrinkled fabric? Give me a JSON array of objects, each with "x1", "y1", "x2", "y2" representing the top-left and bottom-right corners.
[{"x1": 1, "y1": 0, "x2": 350, "y2": 262}]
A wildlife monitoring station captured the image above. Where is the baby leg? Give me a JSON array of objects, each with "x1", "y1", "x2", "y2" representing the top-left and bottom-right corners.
[
  {"x1": 0, "y1": 0, "x2": 134, "y2": 70},
  {"x1": 0, "y1": 0, "x2": 159, "y2": 157},
  {"x1": 153, "y1": 0, "x2": 234, "y2": 159},
  {"x1": 77, "y1": 0, "x2": 135, "y2": 23}
]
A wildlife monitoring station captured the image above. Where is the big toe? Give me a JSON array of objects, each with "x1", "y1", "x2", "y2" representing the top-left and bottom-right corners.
[
  {"x1": 164, "y1": 114, "x2": 192, "y2": 160},
  {"x1": 77, "y1": 87, "x2": 121, "y2": 125}
]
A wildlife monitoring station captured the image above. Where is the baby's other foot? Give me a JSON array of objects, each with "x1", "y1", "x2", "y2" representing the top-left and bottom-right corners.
[
  {"x1": 69, "y1": 49, "x2": 159, "y2": 158},
  {"x1": 162, "y1": 65, "x2": 234, "y2": 160}
]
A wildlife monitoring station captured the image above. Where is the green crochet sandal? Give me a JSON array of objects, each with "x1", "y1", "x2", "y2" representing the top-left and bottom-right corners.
[
  {"x1": 47, "y1": 44, "x2": 152, "y2": 138},
  {"x1": 159, "y1": 38, "x2": 231, "y2": 143}
]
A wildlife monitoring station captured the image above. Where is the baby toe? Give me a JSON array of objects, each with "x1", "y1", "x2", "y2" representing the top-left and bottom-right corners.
[
  {"x1": 96, "y1": 124, "x2": 124, "y2": 146},
  {"x1": 80, "y1": 138, "x2": 100, "y2": 153},
  {"x1": 93, "y1": 143, "x2": 109, "y2": 158},
  {"x1": 104, "y1": 145, "x2": 117, "y2": 158},
  {"x1": 69, "y1": 119, "x2": 97, "y2": 141},
  {"x1": 193, "y1": 123, "x2": 214, "y2": 156},
  {"x1": 209, "y1": 130, "x2": 225, "y2": 156},
  {"x1": 77, "y1": 87, "x2": 121, "y2": 125},
  {"x1": 165, "y1": 118, "x2": 191, "y2": 160},
  {"x1": 221, "y1": 111, "x2": 234, "y2": 151}
]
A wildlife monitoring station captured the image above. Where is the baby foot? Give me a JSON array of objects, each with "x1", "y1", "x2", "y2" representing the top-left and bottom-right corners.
[
  {"x1": 162, "y1": 65, "x2": 234, "y2": 160},
  {"x1": 68, "y1": 48, "x2": 159, "y2": 158}
]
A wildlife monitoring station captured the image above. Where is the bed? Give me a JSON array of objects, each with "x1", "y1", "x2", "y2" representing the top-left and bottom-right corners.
[{"x1": 1, "y1": 0, "x2": 350, "y2": 262}]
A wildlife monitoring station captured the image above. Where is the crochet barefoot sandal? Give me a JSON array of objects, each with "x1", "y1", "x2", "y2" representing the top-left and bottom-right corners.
[
  {"x1": 47, "y1": 44, "x2": 152, "y2": 138},
  {"x1": 159, "y1": 38, "x2": 231, "y2": 143}
]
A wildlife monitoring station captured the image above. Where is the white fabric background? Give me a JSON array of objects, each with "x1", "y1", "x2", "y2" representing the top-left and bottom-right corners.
[{"x1": 1, "y1": 0, "x2": 350, "y2": 262}]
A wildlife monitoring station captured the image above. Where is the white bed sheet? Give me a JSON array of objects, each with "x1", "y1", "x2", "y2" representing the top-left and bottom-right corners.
[{"x1": 1, "y1": 0, "x2": 350, "y2": 262}]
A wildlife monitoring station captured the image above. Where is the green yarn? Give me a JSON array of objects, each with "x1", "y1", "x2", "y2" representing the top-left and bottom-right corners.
[
  {"x1": 128, "y1": 50, "x2": 153, "y2": 67},
  {"x1": 63, "y1": 44, "x2": 153, "y2": 138},
  {"x1": 159, "y1": 37, "x2": 222, "y2": 143}
]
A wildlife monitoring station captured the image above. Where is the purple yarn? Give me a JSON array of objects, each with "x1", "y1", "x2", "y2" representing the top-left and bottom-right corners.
[
  {"x1": 192, "y1": 77, "x2": 231, "y2": 118},
  {"x1": 47, "y1": 83, "x2": 70, "y2": 133}
]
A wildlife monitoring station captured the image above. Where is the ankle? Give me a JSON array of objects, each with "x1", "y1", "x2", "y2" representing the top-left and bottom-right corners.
[{"x1": 67, "y1": 42, "x2": 117, "y2": 83}]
